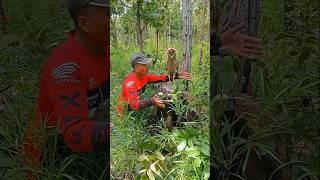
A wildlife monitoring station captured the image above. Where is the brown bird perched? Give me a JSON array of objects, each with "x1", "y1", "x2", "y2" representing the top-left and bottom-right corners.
[{"x1": 166, "y1": 48, "x2": 177, "y2": 82}]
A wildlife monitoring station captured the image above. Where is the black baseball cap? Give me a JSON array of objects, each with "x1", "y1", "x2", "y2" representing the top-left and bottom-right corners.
[
  {"x1": 68, "y1": 0, "x2": 110, "y2": 13},
  {"x1": 131, "y1": 53, "x2": 152, "y2": 66}
]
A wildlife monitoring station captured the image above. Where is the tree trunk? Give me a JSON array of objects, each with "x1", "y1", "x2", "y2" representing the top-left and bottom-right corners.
[
  {"x1": 0, "y1": 0, "x2": 7, "y2": 36},
  {"x1": 211, "y1": 0, "x2": 220, "y2": 100},
  {"x1": 164, "y1": 29, "x2": 167, "y2": 57},
  {"x1": 111, "y1": 16, "x2": 118, "y2": 48},
  {"x1": 243, "y1": 0, "x2": 261, "y2": 94},
  {"x1": 168, "y1": 10, "x2": 171, "y2": 46},
  {"x1": 182, "y1": 0, "x2": 192, "y2": 91},
  {"x1": 154, "y1": 27, "x2": 159, "y2": 64},
  {"x1": 280, "y1": 2, "x2": 297, "y2": 179},
  {"x1": 212, "y1": 1, "x2": 267, "y2": 179},
  {"x1": 199, "y1": 0, "x2": 208, "y2": 70},
  {"x1": 143, "y1": 21, "x2": 147, "y2": 41},
  {"x1": 136, "y1": 0, "x2": 144, "y2": 53},
  {"x1": 220, "y1": 0, "x2": 261, "y2": 94}
]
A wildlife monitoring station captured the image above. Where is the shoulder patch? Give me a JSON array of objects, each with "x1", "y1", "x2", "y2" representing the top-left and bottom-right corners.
[
  {"x1": 50, "y1": 62, "x2": 80, "y2": 85},
  {"x1": 126, "y1": 81, "x2": 135, "y2": 87},
  {"x1": 51, "y1": 62, "x2": 79, "y2": 79}
]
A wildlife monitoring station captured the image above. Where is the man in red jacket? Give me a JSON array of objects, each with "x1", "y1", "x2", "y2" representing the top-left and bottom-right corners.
[
  {"x1": 117, "y1": 53, "x2": 192, "y2": 114},
  {"x1": 22, "y1": 0, "x2": 110, "y2": 178}
]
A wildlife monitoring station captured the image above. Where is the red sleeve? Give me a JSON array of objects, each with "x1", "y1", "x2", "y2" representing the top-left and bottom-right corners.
[
  {"x1": 124, "y1": 81, "x2": 153, "y2": 110},
  {"x1": 47, "y1": 71, "x2": 108, "y2": 152},
  {"x1": 146, "y1": 73, "x2": 168, "y2": 83}
]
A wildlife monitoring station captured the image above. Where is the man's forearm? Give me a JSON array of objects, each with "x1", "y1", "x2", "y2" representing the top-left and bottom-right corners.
[
  {"x1": 138, "y1": 99, "x2": 153, "y2": 108},
  {"x1": 129, "y1": 98, "x2": 153, "y2": 110}
]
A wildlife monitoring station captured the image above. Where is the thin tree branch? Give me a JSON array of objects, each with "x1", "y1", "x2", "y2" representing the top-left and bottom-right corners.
[
  {"x1": 0, "y1": 84, "x2": 14, "y2": 94},
  {"x1": 118, "y1": 0, "x2": 132, "y2": 8}
]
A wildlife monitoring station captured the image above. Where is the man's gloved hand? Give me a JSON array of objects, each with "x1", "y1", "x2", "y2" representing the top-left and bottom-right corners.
[
  {"x1": 220, "y1": 23, "x2": 264, "y2": 59},
  {"x1": 178, "y1": 70, "x2": 192, "y2": 81},
  {"x1": 152, "y1": 95, "x2": 165, "y2": 108}
]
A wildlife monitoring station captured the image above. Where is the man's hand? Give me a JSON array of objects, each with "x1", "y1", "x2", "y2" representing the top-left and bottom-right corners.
[
  {"x1": 152, "y1": 95, "x2": 165, "y2": 108},
  {"x1": 220, "y1": 23, "x2": 264, "y2": 59},
  {"x1": 178, "y1": 70, "x2": 192, "y2": 81}
]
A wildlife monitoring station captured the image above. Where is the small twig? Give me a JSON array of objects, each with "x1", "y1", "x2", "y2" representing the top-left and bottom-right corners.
[{"x1": 118, "y1": 0, "x2": 132, "y2": 8}]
